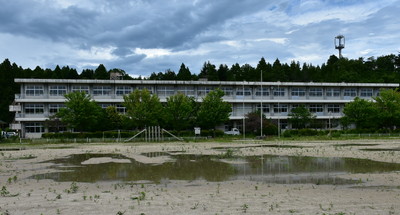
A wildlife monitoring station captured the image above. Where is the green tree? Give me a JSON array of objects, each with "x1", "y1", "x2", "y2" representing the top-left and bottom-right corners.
[
  {"x1": 123, "y1": 89, "x2": 163, "y2": 128},
  {"x1": 341, "y1": 97, "x2": 379, "y2": 129},
  {"x1": 94, "y1": 64, "x2": 109, "y2": 79},
  {"x1": 56, "y1": 91, "x2": 104, "y2": 132},
  {"x1": 196, "y1": 89, "x2": 231, "y2": 129},
  {"x1": 164, "y1": 93, "x2": 196, "y2": 131},
  {"x1": 176, "y1": 63, "x2": 192, "y2": 80},
  {"x1": 104, "y1": 106, "x2": 123, "y2": 130},
  {"x1": 80, "y1": 69, "x2": 94, "y2": 79},
  {"x1": 199, "y1": 61, "x2": 217, "y2": 80},
  {"x1": 217, "y1": 64, "x2": 229, "y2": 81},
  {"x1": 288, "y1": 105, "x2": 315, "y2": 129},
  {"x1": 374, "y1": 89, "x2": 400, "y2": 129},
  {"x1": 245, "y1": 111, "x2": 278, "y2": 135}
]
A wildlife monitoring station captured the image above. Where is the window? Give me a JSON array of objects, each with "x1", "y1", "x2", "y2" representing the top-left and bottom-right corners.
[
  {"x1": 177, "y1": 86, "x2": 195, "y2": 96},
  {"x1": 137, "y1": 86, "x2": 153, "y2": 93},
  {"x1": 236, "y1": 87, "x2": 252, "y2": 96},
  {"x1": 236, "y1": 104, "x2": 252, "y2": 115},
  {"x1": 309, "y1": 104, "x2": 324, "y2": 113},
  {"x1": 49, "y1": 104, "x2": 65, "y2": 114},
  {"x1": 326, "y1": 88, "x2": 340, "y2": 97},
  {"x1": 116, "y1": 104, "x2": 126, "y2": 114},
  {"x1": 273, "y1": 104, "x2": 288, "y2": 113},
  {"x1": 290, "y1": 104, "x2": 301, "y2": 111},
  {"x1": 309, "y1": 88, "x2": 323, "y2": 97},
  {"x1": 157, "y1": 86, "x2": 175, "y2": 97},
  {"x1": 256, "y1": 104, "x2": 270, "y2": 113},
  {"x1": 99, "y1": 104, "x2": 112, "y2": 109},
  {"x1": 344, "y1": 88, "x2": 357, "y2": 97},
  {"x1": 220, "y1": 87, "x2": 233, "y2": 96},
  {"x1": 93, "y1": 86, "x2": 111, "y2": 96},
  {"x1": 255, "y1": 88, "x2": 269, "y2": 96},
  {"x1": 273, "y1": 88, "x2": 285, "y2": 97},
  {"x1": 116, "y1": 86, "x2": 132, "y2": 96},
  {"x1": 327, "y1": 104, "x2": 340, "y2": 113},
  {"x1": 25, "y1": 122, "x2": 44, "y2": 133},
  {"x1": 71, "y1": 85, "x2": 89, "y2": 94},
  {"x1": 49, "y1": 85, "x2": 67, "y2": 96},
  {"x1": 291, "y1": 88, "x2": 306, "y2": 97},
  {"x1": 25, "y1": 104, "x2": 44, "y2": 114},
  {"x1": 198, "y1": 86, "x2": 213, "y2": 96},
  {"x1": 25, "y1": 85, "x2": 44, "y2": 96},
  {"x1": 360, "y1": 89, "x2": 373, "y2": 97}
]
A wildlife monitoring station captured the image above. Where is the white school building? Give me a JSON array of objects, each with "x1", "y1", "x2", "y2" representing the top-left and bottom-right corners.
[{"x1": 8, "y1": 78, "x2": 399, "y2": 138}]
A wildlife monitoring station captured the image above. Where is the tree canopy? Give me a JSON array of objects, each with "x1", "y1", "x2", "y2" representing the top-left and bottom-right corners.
[
  {"x1": 196, "y1": 89, "x2": 232, "y2": 129},
  {"x1": 164, "y1": 93, "x2": 196, "y2": 131},
  {"x1": 288, "y1": 105, "x2": 315, "y2": 129},
  {"x1": 56, "y1": 91, "x2": 104, "y2": 132},
  {"x1": 123, "y1": 89, "x2": 163, "y2": 128}
]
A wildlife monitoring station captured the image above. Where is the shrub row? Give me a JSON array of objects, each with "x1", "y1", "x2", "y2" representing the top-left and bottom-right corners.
[
  {"x1": 42, "y1": 129, "x2": 224, "y2": 139},
  {"x1": 282, "y1": 129, "x2": 330, "y2": 137}
]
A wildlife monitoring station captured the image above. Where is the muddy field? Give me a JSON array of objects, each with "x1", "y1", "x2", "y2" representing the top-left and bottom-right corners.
[{"x1": 1, "y1": 139, "x2": 399, "y2": 215}]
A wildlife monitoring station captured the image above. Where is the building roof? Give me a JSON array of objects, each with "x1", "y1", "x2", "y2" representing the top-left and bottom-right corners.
[{"x1": 14, "y1": 79, "x2": 400, "y2": 88}]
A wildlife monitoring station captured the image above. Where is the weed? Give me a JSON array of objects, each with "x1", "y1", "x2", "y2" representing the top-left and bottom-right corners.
[
  {"x1": 131, "y1": 192, "x2": 146, "y2": 201},
  {"x1": 1, "y1": 186, "x2": 10, "y2": 196},
  {"x1": 1, "y1": 186, "x2": 18, "y2": 197},
  {"x1": 70, "y1": 182, "x2": 79, "y2": 193},
  {"x1": 241, "y1": 204, "x2": 249, "y2": 213},
  {"x1": 191, "y1": 202, "x2": 199, "y2": 210},
  {"x1": 116, "y1": 211, "x2": 125, "y2": 215},
  {"x1": 220, "y1": 149, "x2": 234, "y2": 158}
]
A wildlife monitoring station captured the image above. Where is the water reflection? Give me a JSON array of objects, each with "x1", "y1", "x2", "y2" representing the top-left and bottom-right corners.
[{"x1": 31, "y1": 153, "x2": 400, "y2": 185}]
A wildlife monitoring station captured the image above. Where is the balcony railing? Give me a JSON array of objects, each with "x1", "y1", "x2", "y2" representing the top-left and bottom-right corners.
[{"x1": 9, "y1": 105, "x2": 21, "y2": 112}]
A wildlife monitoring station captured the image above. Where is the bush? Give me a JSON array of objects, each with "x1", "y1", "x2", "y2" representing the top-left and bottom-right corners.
[
  {"x1": 282, "y1": 129, "x2": 328, "y2": 137},
  {"x1": 42, "y1": 131, "x2": 139, "y2": 139}
]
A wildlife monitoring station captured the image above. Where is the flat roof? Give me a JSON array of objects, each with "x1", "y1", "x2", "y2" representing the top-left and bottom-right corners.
[{"x1": 14, "y1": 78, "x2": 399, "y2": 87}]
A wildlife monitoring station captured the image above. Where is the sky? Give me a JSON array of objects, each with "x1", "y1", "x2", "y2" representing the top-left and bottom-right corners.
[{"x1": 1, "y1": 0, "x2": 399, "y2": 77}]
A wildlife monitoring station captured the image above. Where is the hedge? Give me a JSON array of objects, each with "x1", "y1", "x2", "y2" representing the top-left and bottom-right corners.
[{"x1": 41, "y1": 129, "x2": 224, "y2": 139}]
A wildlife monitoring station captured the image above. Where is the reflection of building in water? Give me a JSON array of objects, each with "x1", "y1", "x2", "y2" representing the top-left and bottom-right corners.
[{"x1": 233, "y1": 156, "x2": 347, "y2": 183}]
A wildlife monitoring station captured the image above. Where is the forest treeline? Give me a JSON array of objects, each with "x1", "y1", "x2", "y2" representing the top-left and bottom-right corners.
[{"x1": 1, "y1": 54, "x2": 400, "y2": 124}]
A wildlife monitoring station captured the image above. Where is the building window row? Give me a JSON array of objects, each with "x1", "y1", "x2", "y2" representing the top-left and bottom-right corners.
[
  {"x1": 23, "y1": 84, "x2": 377, "y2": 98},
  {"x1": 237, "y1": 104, "x2": 342, "y2": 114},
  {"x1": 49, "y1": 85, "x2": 67, "y2": 96},
  {"x1": 49, "y1": 104, "x2": 66, "y2": 114},
  {"x1": 25, "y1": 104, "x2": 44, "y2": 114},
  {"x1": 25, "y1": 85, "x2": 44, "y2": 96},
  {"x1": 71, "y1": 85, "x2": 90, "y2": 93},
  {"x1": 25, "y1": 122, "x2": 44, "y2": 133}
]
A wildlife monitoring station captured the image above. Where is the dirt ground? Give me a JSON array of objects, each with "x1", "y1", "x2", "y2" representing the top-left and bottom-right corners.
[{"x1": 0, "y1": 139, "x2": 399, "y2": 215}]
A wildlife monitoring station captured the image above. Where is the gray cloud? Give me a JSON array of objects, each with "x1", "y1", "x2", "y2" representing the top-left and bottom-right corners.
[{"x1": 0, "y1": 0, "x2": 399, "y2": 76}]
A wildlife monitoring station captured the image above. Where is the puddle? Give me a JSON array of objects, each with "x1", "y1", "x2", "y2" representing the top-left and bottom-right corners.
[
  {"x1": 360, "y1": 148, "x2": 400, "y2": 152},
  {"x1": 0, "y1": 148, "x2": 26, "y2": 151},
  {"x1": 212, "y1": 145, "x2": 309, "y2": 150},
  {"x1": 333, "y1": 144, "x2": 380, "y2": 147},
  {"x1": 30, "y1": 153, "x2": 400, "y2": 185},
  {"x1": 141, "y1": 152, "x2": 170, "y2": 157}
]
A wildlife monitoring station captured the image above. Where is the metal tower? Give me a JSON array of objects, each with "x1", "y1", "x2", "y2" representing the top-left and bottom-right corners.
[{"x1": 334, "y1": 35, "x2": 345, "y2": 58}]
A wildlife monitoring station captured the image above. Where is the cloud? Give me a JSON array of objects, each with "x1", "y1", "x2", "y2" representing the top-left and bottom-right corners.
[{"x1": 0, "y1": 0, "x2": 399, "y2": 76}]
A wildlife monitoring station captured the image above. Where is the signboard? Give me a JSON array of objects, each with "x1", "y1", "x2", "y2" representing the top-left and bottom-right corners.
[{"x1": 194, "y1": 127, "x2": 201, "y2": 135}]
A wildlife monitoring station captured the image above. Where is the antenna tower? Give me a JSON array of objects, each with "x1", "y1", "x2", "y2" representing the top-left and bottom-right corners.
[{"x1": 334, "y1": 35, "x2": 345, "y2": 58}]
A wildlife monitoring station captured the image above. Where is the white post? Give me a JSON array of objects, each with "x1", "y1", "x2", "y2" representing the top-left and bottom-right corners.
[
  {"x1": 243, "y1": 81, "x2": 245, "y2": 140},
  {"x1": 278, "y1": 82, "x2": 281, "y2": 139},
  {"x1": 260, "y1": 70, "x2": 263, "y2": 137}
]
